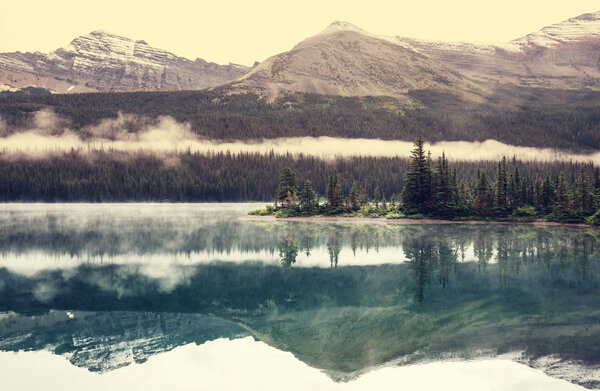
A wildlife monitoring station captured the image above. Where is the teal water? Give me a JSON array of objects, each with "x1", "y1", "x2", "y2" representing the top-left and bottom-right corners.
[{"x1": 0, "y1": 203, "x2": 599, "y2": 388}]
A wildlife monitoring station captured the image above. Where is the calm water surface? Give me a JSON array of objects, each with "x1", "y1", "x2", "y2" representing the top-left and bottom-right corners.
[{"x1": 0, "y1": 203, "x2": 599, "y2": 390}]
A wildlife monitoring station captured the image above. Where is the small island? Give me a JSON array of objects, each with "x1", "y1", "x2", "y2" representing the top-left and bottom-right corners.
[{"x1": 250, "y1": 137, "x2": 600, "y2": 226}]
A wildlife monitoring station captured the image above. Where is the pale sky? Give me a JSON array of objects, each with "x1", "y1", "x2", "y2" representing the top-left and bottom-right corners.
[{"x1": 1, "y1": 0, "x2": 599, "y2": 66}]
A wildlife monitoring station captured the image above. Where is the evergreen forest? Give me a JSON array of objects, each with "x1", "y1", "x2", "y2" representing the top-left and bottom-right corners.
[
  {"x1": 255, "y1": 137, "x2": 600, "y2": 225},
  {"x1": 2, "y1": 87, "x2": 600, "y2": 150},
  {"x1": 1, "y1": 140, "x2": 599, "y2": 224}
]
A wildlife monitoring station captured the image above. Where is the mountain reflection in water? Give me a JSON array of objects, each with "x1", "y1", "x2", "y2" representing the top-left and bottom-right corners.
[{"x1": 0, "y1": 203, "x2": 599, "y2": 388}]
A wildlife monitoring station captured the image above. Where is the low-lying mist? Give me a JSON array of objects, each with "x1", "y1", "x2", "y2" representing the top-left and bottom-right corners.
[{"x1": 1, "y1": 110, "x2": 599, "y2": 163}]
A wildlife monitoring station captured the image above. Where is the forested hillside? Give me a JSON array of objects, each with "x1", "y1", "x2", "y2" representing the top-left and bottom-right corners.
[{"x1": 2, "y1": 87, "x2": 600, "y2": 150}]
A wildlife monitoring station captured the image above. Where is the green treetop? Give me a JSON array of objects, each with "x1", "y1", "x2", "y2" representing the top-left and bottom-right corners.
[
  {"x1": 326, "y1": 169, "x2": 343, "y2": 208},
  {"x1": 299, "y1": 180, "x2": 318, "y2": 214},
  {"x1": 401, "y1": 136, "x2": 432, "y2": 213},
  {"x1": 276, "y1": 167, "x2": 298, "y2": 206}
]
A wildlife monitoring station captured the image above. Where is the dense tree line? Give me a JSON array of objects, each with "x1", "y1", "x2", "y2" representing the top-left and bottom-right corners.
[
  {"x1": 0, "y1": 148, "x2": 598, "y2": 212},
  {"x1": 265, "y1": 137, "x2": 600, "y2": 224},
  {"x1": 2, "y1": 87, "x2": 600, "y2": 149}
]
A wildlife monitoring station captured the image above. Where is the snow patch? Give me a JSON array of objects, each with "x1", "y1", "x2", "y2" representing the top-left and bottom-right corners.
[
  {"x1": 513, "y1": 10, "x2": 600, "y2": 47},
  {"x1": 315, "y1": 21, "x2": 415, "y2": 50}
]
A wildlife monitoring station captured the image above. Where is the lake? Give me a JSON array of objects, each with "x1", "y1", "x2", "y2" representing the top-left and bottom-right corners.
[{"x1": 0, "y1": 203, "x2": 598, "y2": 390}]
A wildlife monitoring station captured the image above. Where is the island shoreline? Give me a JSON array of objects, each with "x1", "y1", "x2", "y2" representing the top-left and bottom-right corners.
[{"x1": 241, "y1": 214, "x2": 597, "y2": 229}]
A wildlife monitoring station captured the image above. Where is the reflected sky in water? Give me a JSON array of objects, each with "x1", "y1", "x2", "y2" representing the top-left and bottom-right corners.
[{"x1": 0, "y1": 337, "x2": 585, "y2": 391}]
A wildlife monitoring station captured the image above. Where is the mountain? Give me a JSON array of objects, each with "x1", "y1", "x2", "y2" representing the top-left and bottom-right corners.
[
  {"x1": 0, "y1": 31, "x2": 250, "y2": 93},
  {"x1": 0, "y1": 311, "x2": 248, "y2": 372},
  {"x1": 1, "y1": 251, "x2": 599, "y2": 389},
  {"x1": 229, "y1": 21, "x2": 478, "y2": 101},
  {"x1": 398, "y1": 11, "x2": 600, "y2": 89},
  {"x1": 514, "y1": 10, "x2": 600, "y2": 47},
  {"x1": 230, "y1": 11, "x2": 600, "y2": 99},
  {"x1": 3, "y1": 11, "x2": 600, "y2": 98}
]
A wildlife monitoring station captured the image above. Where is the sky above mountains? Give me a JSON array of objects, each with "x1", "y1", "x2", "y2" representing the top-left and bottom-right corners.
[{"x1": 1, "y1": 0, "x2": 600, "y2": 66}]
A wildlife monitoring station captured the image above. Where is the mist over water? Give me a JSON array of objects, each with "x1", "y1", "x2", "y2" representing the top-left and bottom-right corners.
[
  {"x1": 1, "y1": 110, "x2": 599, "y2": 163},
  {"x1": 0, "y1": 203, "x2": 599, "y2": 388}
]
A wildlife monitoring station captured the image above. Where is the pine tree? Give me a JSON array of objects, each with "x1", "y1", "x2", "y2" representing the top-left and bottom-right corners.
[
  {"x1": 593, "y1": 167, "x2": 600, "y2": 209},
  {"x1": 358, "y1": 183, "x2": 368, "y2": 206},
  {"x1": 473, "y1": 172, "x2": 493, "y2": 214},
  {"x1": 326, "y1": 170, "x2": 334, "y2": 205},
  {"x1": 299, "y1": 180, "x2": 318, "y2": 214},
  {"x1": 573, "y1": 168, "x2": 593, "y2": 212},
  {"x1": 554, "y1": 171, "x2": 569, "y2": 212},
  {"x1": 450, "y1": 169, "x2": 459, "y2": 205},
  {"x1": 326, "y1": 169, "x2": 342, "y2": 208},
  {"x1": 334, "y1": 181, "x2": 342, "y2": 208},
  {"x1": 494, "y1": 157, "x2": 508, "y2": 211},
  {"x1": 539, "y1": 174, "x2": 554, "y2": 213},
  {"x1": 534, "y1": 178, "x2": 543, "y2": 210},
  {"x1": 364, "y1": 181, "x2": 371, "y2": 202},
  {"x1": 434, "y1": 152, "x2": 452, "y2": 210},
  {"x1": 526, "y1": 177, "x2": 536, "y2": 206},
  {"x1": 507, "y1": 166, "x2": 523, "y2": 208},
  {"x1": 458, "y1": 181, "x2": 471, "y2": 208},
  {"x1": 373, "y1": 185, "x2": 381, "y2": 208},
  {"x1": 401, "y1": 136, "x2": 432, "y2": 212},
  {"x1": 276, "y1": 167, "x2": 298, "y2": 207},
  {"x1": 348, "y1": 181, "x2": 358, "y2": 210},
  {"x1": 381, "y1": 194, "x2": 388, "y2": 210},
  {"x1": 521, "y1": 177, "x2": 530, "y2": 206}
]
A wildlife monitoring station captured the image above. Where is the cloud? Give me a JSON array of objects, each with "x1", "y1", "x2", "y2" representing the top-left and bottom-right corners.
[{"x1": 1, "y1": 110, "x2": 599, "y2": 164}]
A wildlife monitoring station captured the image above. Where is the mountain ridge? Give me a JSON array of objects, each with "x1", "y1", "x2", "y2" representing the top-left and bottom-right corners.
[
  {"x1": 229, "y1": 23, "x2": 478, "y2": 100},
  {"x1": 229, "y1": 10, "x2": 600, "y2": 98},
  {"x1": 3, "y1": 10, "x2": 600, "y2": 96},
  {"x1": 0, "y1": 30, "x2": 250, "y2": 93}
]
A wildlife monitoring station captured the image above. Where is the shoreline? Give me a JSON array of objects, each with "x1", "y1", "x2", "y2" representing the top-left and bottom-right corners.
[{"x1": 241, "y1": 215, "x2": 596, "y2": 229}]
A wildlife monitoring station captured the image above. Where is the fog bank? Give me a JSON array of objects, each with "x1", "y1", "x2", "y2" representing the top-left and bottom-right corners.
[{"x1": 1, "y1": 111, "x2": 598, "y2": 163}]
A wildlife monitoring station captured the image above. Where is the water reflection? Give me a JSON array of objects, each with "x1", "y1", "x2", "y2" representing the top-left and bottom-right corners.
[
  {"x1": 1, "y1": 204, "x2": 598, "y2": 272},
  {"x1": 0, "y1": 204, "x2": 599, "y2": 388},
  {"x1": 327, "y1": 232, "x2": 341, "y2": 268},
  {"x1": 278, "y1": 231, "x2": 299, "y2": 268},
  {"x1": 0, "y1": 311, "x2": 248, "y2": 372}
]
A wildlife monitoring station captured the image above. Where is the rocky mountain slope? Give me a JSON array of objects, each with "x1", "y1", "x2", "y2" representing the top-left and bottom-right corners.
[
  {"x1": 229, "y1": 11, "x2": 600, "y2": 99},
  {"x1": 3, "y1": 10, "x2": 600, "y2": 98},
  {"x1": 399, "y1": 10, "x2": 600, "y2": 89},
  {"x1": 0, "y1": 311, "x2": 248, "y2": 372},
  {"x1": 0, "y1": 31, "x2": 250, "y2": 93},
  {"x1": 514, "y1": 10, "x2": 600, "y2": 47},
  {"x1": 229, "y1": 21, "x2": 478, "y2": 101}
]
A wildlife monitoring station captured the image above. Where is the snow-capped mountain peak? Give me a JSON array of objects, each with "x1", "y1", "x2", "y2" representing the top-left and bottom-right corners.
[
  {"x1": 309, "y1": 20, "x2": 414, "y2": 50},
  {"x1": 513, "y1": 10, "x2": 600, "y2": 47},
  {"x1": 319, "y1": 21, "x2": 365, "y2": 35},
  {"x1": 0, "y1": 30, "x2": 249, "y2": 93},
  {"x1": 89, "y1": 30, "x2": 113, "y2": 36},
  {"x1": 57, "y1": 30, "x2": 175, "y2": 65},
  {"x1": 569, "y1": 10, "x2": 600, "y2": 23}
]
